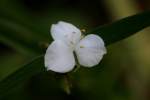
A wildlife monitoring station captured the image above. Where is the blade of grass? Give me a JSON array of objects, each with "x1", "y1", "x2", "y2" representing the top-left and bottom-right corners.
[
  {"x1": 0, "y1": 55, "x2": 45, "y2": 99},
  {"x1": 88, "y1": 11, "x2": 150, "y2": 46},
  {"x1": 0, "y1": 18, "x2": 48, "y2": 55}
]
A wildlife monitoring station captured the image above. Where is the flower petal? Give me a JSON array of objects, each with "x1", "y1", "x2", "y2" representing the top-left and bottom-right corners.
[
  {"x1": 75, "y1": 34, "x2": 107, "y2": 67},
  {"x1": 50, "y1": 21, "x2": 81, "y2": 48},
  {"x1": 44, "y1": 40, "x2": 75, "y2": 73}
]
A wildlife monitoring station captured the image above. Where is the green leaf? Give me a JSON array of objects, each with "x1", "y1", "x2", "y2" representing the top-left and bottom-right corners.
[
  {"x1": 88, "y1": 11, "x2": 150, "y2": 46},
  {"x1": 0, "y1": 55, "x2": 45, "y2": 99},
  {"x1": 0, "y1": 55, "x2": 80, "y2": 100},
  {"x1": 0, "y1": 18, "x2": 48, "y2": 56},
  {"x1": 0, "y1": 0, "x2": 46, "y2": 55}
]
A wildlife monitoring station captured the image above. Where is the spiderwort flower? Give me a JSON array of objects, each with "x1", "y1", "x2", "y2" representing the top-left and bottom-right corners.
[{"x1": 44, "y1": 21, "x2": 107, "y2": 73}]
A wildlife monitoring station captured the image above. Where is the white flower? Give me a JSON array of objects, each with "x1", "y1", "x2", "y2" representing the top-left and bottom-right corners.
[{"x1": 44, "y1": 21, "x2": 107, "y2": 73}]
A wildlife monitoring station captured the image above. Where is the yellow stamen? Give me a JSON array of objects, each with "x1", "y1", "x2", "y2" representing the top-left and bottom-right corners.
[
  {"x1": 81, "y1": 29, "x2": 86, "y2": 33},
  {"x1": 80, "y1": 46, "x2": 84, "y2": 48}
]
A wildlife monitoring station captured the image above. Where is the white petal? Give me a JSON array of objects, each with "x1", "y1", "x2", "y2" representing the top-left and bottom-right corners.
[
  {"x1": 75, "y1": 34, "x2": 107, "y2": 67},
  {"x1": 44, "y1": 40, "x2": 75, "y2": 73},
  {"x1": 50, "y1": 21, "x2": 81, "y2": 48}
]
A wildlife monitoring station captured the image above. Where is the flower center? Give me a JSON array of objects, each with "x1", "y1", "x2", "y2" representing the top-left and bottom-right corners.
[{"x1": 80, "y1": 45, "x2": 84, "y2": 48}]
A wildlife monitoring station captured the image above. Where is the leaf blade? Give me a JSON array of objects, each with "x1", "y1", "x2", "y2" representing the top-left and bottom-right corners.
[
  {"x1": 88, "y1": 11, "x2": 150, "y2": 46},
  {"x1": 0, "y1": 18, "x2": 47, "y2": 55},
  {"x1": 0, "y1": 55, "x2": 45, "y2": 98}
]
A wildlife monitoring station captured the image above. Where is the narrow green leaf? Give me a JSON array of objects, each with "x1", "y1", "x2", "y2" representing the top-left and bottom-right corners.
[
  {"x1": 0, "y1": 18, "x2": 47, "y2": 55},
  {"x1": 0, "y1": 55, "x2": 45, "y2": 99},
  {"x1": 0, "y1": 55, "x2": 78, "y2": 99},
  {"x1": 88, "y1": 11, "x2": 150, "y2": 46}
]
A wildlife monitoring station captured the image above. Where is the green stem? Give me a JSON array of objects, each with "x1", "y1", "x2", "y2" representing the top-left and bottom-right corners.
[
  {"x1": 62, "y1": 74, "x2": 72, "y2": 95},
  {"x1": 73, "y1": 63, "x2": 80, "y2": 73}
]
